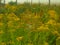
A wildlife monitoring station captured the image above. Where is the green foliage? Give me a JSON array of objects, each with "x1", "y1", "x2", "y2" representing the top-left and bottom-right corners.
[{"x1": 8, "y1": 1, "x2": 17, "y2": 5}]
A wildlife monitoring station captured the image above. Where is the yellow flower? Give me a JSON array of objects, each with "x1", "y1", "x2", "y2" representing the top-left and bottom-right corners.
[
  {"x1": 56, "y1": 23, "x2": 60, "y2": 27},
  {"x1": 11, "y1": 6, "x2": 16, "y2": 10},
  {"x1": 5, "y1": 4, "x2": 10, "y2": 8},
  {"x1": 48, "y1": 10, "x2": 57, "y2": 18},
  {"x1": 7, "y1": 21, "x2": 14, "y2": 27},
  {"x1": 46, "y1": 19, "x2": 56, "y2": 25},
  {"x1": 37, "y1": 24, "x2": 49, "y2": 31},
  {"x1": 56, "y1": 37, "x2": 60, "y2": 40},
  {"x1": 0, "y1": 30, "x2": 4, "y2": 34},
  {"x1": 7, "y1": 13, "x2": 16, "y2": 18},
  {"x1": 33, "y1": 15, "x2": 39, "y2": 19},
  {"x1": 52, "y1": 31, "x2": 60, "y2": 36},
  {"x1": 8, "y1": 40, "x2": 15, "y2": 44},
  {"x1": 7, "y1": 13, "x2": 20, "y2": 21},
  {"x1": 1, "y1": 42, "x2": 6, "y2": 45},
  {"x1": 14, "y1": 17, "x2": 20, "y2": 21},
  {"x1": 0, "y1": 14, "x2": 3, "y2": 19},
  {"x1": 48, "y1": 10, "x2": 56, "y2": 15},
  {"x1": 28, "y1": 43, "x2": 33, "y2": 45},
  {"x1": 16, "y1": 36, "x2": 23, "y2": 41},
  {"x1": 0, "y1": 22, "x2": 4, "y2": 26},
  {"x1": 44, "y1": 42, "x2": 49, "y2": 45},
  {"x1": 15, "y1": 25, "x2": 20, "y2": 29}
]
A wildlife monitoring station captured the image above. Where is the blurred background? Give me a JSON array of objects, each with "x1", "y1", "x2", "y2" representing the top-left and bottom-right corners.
[{"x1": 1, "y1": 0, "x2": 60, "y2": 5}]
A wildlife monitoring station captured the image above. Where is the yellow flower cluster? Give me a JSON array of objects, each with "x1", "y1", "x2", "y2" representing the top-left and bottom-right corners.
[
  {"x1": 28, "y1": 43, "x2": 33, "y2": 45},
  {"x1": 16, "y1": 36, "x2": 23, "y2": 41},
  {"x1": 1, "y1": 42, "x2": 6, "y2": 45},
  {"x1": 44, "y1": 42, "x2": 49, "y2": 45},
  {"x1": 52, "y1": 31, "x2": 60, "y2": 36},
  {"x1": 48, "y1": 10, "x2": 57, "y2": 19},
  {"x1": 46, "y1": 19, "x2": 56, "y2": 25},
  {"x1": 37, "y1": 24, "x2": 49, "y2": 31},
  {"x1": 0, "y1": 14, "x2": 4, "y2": 19},
  {"x1": 56, "y1": 37, "x2": 60, "y2": 40},
  {"x1": 8, "y1": 40, "x2": 15, "y2": 44},
  {"x1": 0, "y1": 22, "x2": 4, "y2": 26},
  {"x1": 0, "y1": 30, "x2": 4, "y2": 34},
  {"x1": 7, "y1": 13, "x2": 20, "y2": 21},
  {"x1": 0, "y1": 4, "x2": 60, "y2": 45},
  {"x1": 7, "y1": 21, "x2": 14, "y2": 27},
  {"x1": 33, "y1": 15, "x2": 40, "y2": 19},
  {"x1": 5, "y1": 4, "x2": 10, "y2": 8}
]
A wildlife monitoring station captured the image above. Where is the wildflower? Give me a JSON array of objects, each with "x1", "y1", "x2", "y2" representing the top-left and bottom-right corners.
[
  {"x1": 56, "y1": 23, "x2": 60, "y2": 27},
  {"x1": 5, "y1": 4, "x2": 10, "y2": 8},
  {"x1": 56, "y1": 37, "x2": 60, "y2": 45},
  {"x1": 0, "y1": 30, "x2": 4, "y2": 34},
  {"x1": 8, "y1": 40, "x2": 15, "y2": 44},
  {"x1": 15, "y1": 25, "x2": 20, "y2": 29},
  {"x1": 48, "y1": 10, "x2": 56, "y2": 16},
  {"x1": 48, "y1": 10, "x2": 57, "y2": 19},
  {"x1": 0, "y1": 22, "x2": 3, "y2": 26},
  {"x1": 7, "y1": 21, "x2": 13, "y2": 27},
  {"x1": 44, "y1": 42, "x2": 49, "y2": 45},
  {"x1": 28, "y1": 43, "x2": 33, "y2": 45},
  {"x1": 7, "y1": 13, "x2": 17, "y2": 21},
  {"x1": 11, "y1": 6, "x2": 16, "y2": 10},
  {"x1": 56, "y1": 36, "x2": 60, "y2": 40},
  {"x1": 16, "y1": 36, "x2": 23, "y2": 41},
  {"x1": 52, "y1": 31, "x2": 60, "y2": 36},
  {"x1": 26, "y1": 24, "x2": 32, "y2": 29},
  {"x1": 14, "y1": 17, "x2": 20, "y2": 21},
  {"x1": 0, "y1": 14, "x2": 3, "y2": 19},
  {"x1": 33, "y1": 15, "x2": 39, "y2": 19},
  {"x1": 37, "y1": 24, "x2": 49, "y2": 31},
  {"x1": 46, "y1": 19, "x2": 56, "y2": 25},
  {"x1": 1, "y1": 42, "x2": 6, "y2": 45}
]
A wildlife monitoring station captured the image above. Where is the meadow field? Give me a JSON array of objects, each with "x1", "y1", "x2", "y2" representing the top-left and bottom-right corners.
[{"x1": 0, "y1": 4, "x2": 60, "y2": 45}]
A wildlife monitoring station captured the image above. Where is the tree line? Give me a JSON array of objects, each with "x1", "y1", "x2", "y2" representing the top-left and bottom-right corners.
[{"x1": 0, "y1": 0, "x2": 50, "y2": 5}]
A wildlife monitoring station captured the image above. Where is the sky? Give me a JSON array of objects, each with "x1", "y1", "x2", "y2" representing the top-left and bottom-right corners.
[{"x1": 1, "y1": 0, "x2": 60, "y2": 4}]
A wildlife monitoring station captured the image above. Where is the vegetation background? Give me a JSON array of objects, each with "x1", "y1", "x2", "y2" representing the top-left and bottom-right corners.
[{"x1": 0, "y1": 0, "x2": 60, "y2": 45}]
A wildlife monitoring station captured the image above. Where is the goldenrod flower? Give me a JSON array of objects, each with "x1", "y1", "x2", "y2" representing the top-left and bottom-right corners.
[{"x1": 16, "y1": 36, "x2": 23, "y2": 41}]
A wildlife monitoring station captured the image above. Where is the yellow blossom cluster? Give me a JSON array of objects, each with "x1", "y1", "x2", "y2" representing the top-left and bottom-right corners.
[{"x1": 16, "y1": 36, "x2": 23, "y2": 41}]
